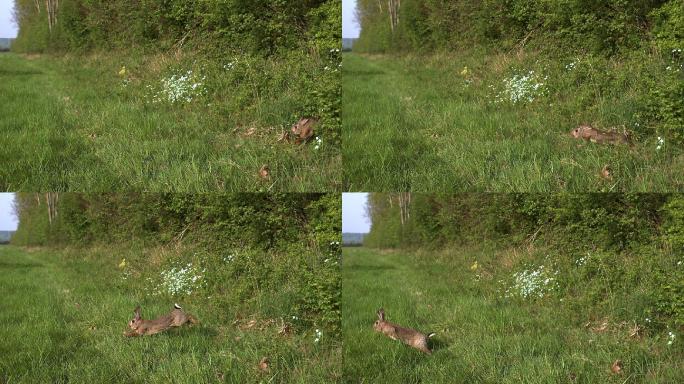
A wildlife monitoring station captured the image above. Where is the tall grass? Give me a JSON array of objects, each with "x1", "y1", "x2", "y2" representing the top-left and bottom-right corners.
[
  {"x1": 343, "y1": 52, "x2": 684, "y2": 192},
  {"x1": 0, "y1": 246, "x2": 340, "y2": 383},
  {"x1": 342, "y1": 247, "x2": 683, "y2": 383},
  {"x1": 0, "y1": 52, "x2": 340, "y2": 191}
]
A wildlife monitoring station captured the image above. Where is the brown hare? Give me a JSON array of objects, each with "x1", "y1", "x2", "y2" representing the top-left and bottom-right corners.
[
  {"x1": 570, "y1": 124, "x2": 631, "y2": 145},
  {"x1": 291, "y1": 117, "x2": 318, "y2": 144},
  {"x1": 124, "y1": 304, "x2": 198, "y2": 337},
  {"x1": 373, "y1": 308, "x2": 435, "y2": 354}
]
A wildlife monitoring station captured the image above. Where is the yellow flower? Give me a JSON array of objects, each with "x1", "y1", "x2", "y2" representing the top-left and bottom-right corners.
[
  {"x1": 460, "y1": 66, "x2": 470, "y2": 77},
  {"x1": 118, "y1": 66, "x2": 127, "y2": 77},
  {"x1": 470, "y1": 261, "x2": 478, "y2": 271},
  {"x1": 118, "y1": 258, "x2": 127, "y2": 269}
]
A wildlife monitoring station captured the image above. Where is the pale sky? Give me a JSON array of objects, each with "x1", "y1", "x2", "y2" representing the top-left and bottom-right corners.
[
  {"x1": 0, "y1": 193, "x2": 18, "y2": 231},
  {"x1": 342, "y1": 0, "x2": 359, "y2": 38},
  {"x1": 342, "y1": 193, "x2": 370, "y2": 233},
  {"x1": 0, "y1": 0, "x2": 17, "y2": 38}
]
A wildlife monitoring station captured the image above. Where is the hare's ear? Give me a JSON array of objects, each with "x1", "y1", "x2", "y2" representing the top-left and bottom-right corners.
[
  {"x1": 133, "y1": 306, "x2": 141, "y2": 320},
  {"x1": 377, "y1": 308, "x2": 385, "y2": 321}
]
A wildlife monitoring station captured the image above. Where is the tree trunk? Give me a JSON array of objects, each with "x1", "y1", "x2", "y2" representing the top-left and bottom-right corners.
[
  {"x1": 46, "y1": 0, "x2": 58, "y2": 33},
  {"x1": 388, "y1": 0, "x2": 400, "y2": 33},
  {"x1": 46, "y1": 192, "x2": 58, "y2": 225},
  {"x1": 398, "y1": 192, "x2": 410, "y2": 226}
]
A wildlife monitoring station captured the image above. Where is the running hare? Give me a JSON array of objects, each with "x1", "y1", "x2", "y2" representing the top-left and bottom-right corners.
[
  {"x1": 124, "y1": 304, "x2": 198, "y2": 337},
  {"x1": 291, "y1": 117, "x2": 317, "y2": 144},
  {"x1": 373, "y1": 308, "x2": 435, "y2": 354},
  {"x1": 570, "y1": 124, "x2": 631, "y2": 145}
]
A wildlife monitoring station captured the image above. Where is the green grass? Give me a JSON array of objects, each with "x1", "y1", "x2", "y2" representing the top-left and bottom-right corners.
[
  {"x1": 342, "y1": 53, "x2": 684, "y2": 191},
  {"x1": 342, "y1": 247, "x2": 683, "y2": 383},
  {"x1": 0, "y1": 52, "x2": 340, "y2": 191},
  {"x1": 0, "y1": 246, "x2": 340, "y2": 383}
]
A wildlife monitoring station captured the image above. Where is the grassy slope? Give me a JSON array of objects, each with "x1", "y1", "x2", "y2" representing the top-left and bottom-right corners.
[
  {"x1": 342, "y1": 247, "x2": 683, "y2": 383},
  {"x1": 342, "y1": 53, "x2": 684, "y2": 192},
  {"x1": 0, "y1": 53, "x2": 340, "y2": 191},
  {"x1": 0, "y1": 246, "x2": 340, "y2": 383}
]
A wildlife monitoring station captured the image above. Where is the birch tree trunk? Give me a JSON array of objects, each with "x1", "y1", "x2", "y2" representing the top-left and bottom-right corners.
[
  {"x1": 45, "y1": 192, "x2": 58, "y2": 225},
  {"x1": 398, "y1": 192, "x2": 410, "y2": 226},
  {"x1": 46, "y1": 0, "x2": 58, "y2": 33},
  {"x1": 388, "y1": 0, "x2": 400, "y2": 32}
]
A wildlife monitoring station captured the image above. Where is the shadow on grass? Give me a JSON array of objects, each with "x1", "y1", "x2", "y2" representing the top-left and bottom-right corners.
[
  {"x1": 343, "y1": 69, "x2": 386, "y2": 77},
  {"x1": 0, "y1": 69, "x2": 43, "y2": 76},
  {"x1": 429, "y1": 335, "x2": 449, "y2": 354},
  {"x1": 0, "y1": 260, "x2": 44, "y2": 269},
  {"x1": 122, "y1": 324, "x2": 218, "y2": 339},
  {"x1": 346, "y1": 263, "x2": 397, "y2": 272}
]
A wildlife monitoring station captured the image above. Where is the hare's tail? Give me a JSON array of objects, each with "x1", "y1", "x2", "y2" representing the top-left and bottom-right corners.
[{"x1": 427, "y1": 332, "x2": 436, "y2": 338}]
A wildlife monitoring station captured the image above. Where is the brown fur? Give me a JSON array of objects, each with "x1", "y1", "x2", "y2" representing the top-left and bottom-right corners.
[
  {"x1": 570, "y1": 124, "x2": 631, "y2": 145},
  {"x1": 124, "y1": 304, "x2": 198, "y2": 337},
  {"x1": 373, "y1": 308, "x2": 434, "y2": 354},
  {"x1": 290, "y1": 117, "x2": 318, "y2": 144}
]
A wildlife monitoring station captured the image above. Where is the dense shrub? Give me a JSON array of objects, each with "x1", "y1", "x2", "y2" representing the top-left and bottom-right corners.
[
  {"x1": 13, "y1": 0, "x2": 340, "y2": 55},
  {"x1": 355, "y1": 0, "x2": 679, "y2": 55}
]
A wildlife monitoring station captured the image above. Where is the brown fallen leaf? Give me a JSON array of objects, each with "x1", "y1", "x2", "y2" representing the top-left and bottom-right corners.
[
  {"x1": 278, "y1": 322, "x2": 291, "y2": 336},
  {"x1": 258, "y1": 357, "x2": 269, "y2": 372},
  {"x1": 600, "y1": 165, "x2": 612, "y2": 181},
  {"x1": 244, "y1": 127, "x2": 257, "y2": 136},
  {"x1": 244, "y1": 319, "x2": 258, "y2": 329},
  {"x1": 591, "y1": 319, "x2": 609, "y2": 333},
  {"x1": 611, "y1": 359, "x2": 623, "y2": 375},
  {"x1": 258, "y1": 165, "x2": 270, "y2": 180},
  {"x1": 277, "y1": 131, "x2": 290, "y2": 143}
]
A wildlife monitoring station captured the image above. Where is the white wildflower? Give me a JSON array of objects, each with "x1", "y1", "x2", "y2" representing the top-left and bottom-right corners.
[
  {"x1": 494, "y1": 70, "x2": 548, "y2": 104},
  {"x1": 150, "y1": 70, "x2": 206, "y2": 104},
  {"x1": 505, "y1": 265, "x2": 558, "y2": 299},
  {"x1": 156, "y1": 262, "x2": 204, "y2": 296}
]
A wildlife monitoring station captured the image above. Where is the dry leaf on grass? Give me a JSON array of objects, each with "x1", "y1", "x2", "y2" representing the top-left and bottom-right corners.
[
  {"x1": 258, "y1": 357, "x2": 269, "y2": 372},
  {"x1": 611, "y1": 359, "x2": 623, "y2": 375},
  {"x1": 600, "y1": 165, "x2": 612, "y2": 181},
  {"x1": 258, "y1": 165, "x2": 270, "y2": 180}
]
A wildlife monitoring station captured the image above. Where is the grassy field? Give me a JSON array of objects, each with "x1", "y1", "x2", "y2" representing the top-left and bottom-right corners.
[
  {"x1": 342, "y1": 53, "x2": 684, "y2": 192},
  {"x1": 0, "y1": 246, "x2": 340, "y2": 383},
  {"x1": 0, "y1": 52, "x2": 340, "y2": 191},
  {"x1": 342, "y1": 247, "x2": 683, "y2": 383}
]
